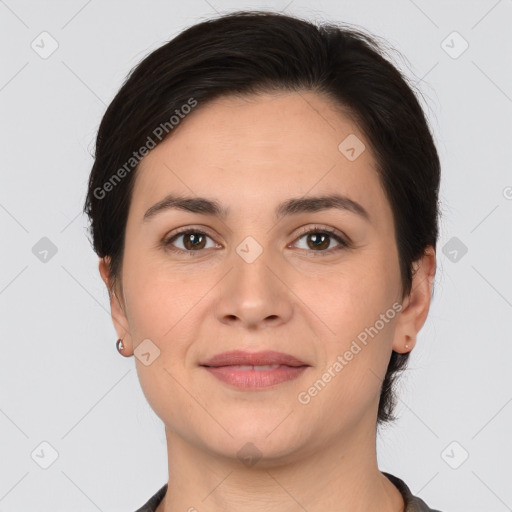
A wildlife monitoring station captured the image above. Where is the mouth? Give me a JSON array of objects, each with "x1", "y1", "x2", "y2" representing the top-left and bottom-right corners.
[
  {"x1": 200, "y1": 350, "x2": 310, "y2": 389},
  {"x1": 200, "y1": 349, "x2": 309, "y2": 367}
]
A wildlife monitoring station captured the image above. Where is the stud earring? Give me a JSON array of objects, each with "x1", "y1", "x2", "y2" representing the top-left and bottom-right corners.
[{"x1": 116, "y1": 338, "x2": 130, "y2": 357}]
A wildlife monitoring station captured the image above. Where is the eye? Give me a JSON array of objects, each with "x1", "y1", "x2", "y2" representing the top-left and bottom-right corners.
[
  {"x1": 291, "y1": 225, "x2": 350, "y2": 255},
  {"x1": 162, "y1": 225, "x2": 350, "y2": 255},
  {"x1": 163, "y1": 228, "x2": 217, "y2": 253}
]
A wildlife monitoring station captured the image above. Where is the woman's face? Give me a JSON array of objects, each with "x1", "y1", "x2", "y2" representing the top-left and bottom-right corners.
[{"x1": 102, "y1": 91, "x2": 429, "y2": 463}]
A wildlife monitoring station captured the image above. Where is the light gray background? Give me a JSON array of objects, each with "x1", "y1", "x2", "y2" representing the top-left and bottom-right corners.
[{"x1": 1, "y1": 1, "x2": 511, "y2": 511}]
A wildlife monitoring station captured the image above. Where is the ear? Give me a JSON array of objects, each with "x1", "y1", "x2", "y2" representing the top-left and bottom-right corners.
[
  {"x1": 392, "y1": 246, "x2": 436, "y2": 354},
  {"x1": 98, "y1": 257, "x2": 132, "y2": 352}
]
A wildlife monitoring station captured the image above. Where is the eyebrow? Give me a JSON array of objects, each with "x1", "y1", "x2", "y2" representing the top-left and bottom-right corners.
[{"x1": 143, "y1": 193, "x2": 371, "y2": 223}]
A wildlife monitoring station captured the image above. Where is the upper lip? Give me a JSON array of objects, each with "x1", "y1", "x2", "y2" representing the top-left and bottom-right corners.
[{"x1": 200, "y1": 350, "x2": 309, "y2": 367}]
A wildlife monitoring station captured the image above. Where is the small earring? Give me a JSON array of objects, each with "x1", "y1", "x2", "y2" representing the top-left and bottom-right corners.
[
  {"x1": 405, "y1": 344, "x2": 409, "y2": 349},
  {"x1": 116, "y1": 338, "x2": 130, "y2": 357}
]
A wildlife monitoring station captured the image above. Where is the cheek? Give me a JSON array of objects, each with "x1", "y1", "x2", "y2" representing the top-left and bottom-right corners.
[
  {"x1": 125, "y1": 267, "x2": 202, "y2": 427},
  {"x1": 302, "y1": 253, "x2": 396, "y2": 335},
  {"x1": 300, "y1": 245, "x2": 399, "y2": 390},
  {"x1": 122, "y1": 243, "x2": 203, "y2": 339},
  {"x1": 300, "y1": 289, "x2": 397, "y2": 432}
]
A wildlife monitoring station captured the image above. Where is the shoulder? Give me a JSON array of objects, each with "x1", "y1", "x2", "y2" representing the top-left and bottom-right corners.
[
  {"x1": 134, "y1": 476, "x2": 447, "y2": 512},
  {"x1": 382, "y1": 472, "x2": 446, "y2": 512},
  {"x1": 132, "y1": 483, "x2": 167, "y2": 512}
]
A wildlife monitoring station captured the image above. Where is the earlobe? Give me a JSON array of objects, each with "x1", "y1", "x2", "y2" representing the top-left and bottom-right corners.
[{"x1": 392, "y1": 246, "x2": 436, "y2": 354}]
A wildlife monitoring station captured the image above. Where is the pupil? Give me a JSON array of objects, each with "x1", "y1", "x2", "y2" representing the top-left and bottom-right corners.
[
  {"x1": 310, "y1": 233, "x2": 328, "y2": 249},
  {"x1": 187, "y1": 233, "x2": 203, "y2": 249}
]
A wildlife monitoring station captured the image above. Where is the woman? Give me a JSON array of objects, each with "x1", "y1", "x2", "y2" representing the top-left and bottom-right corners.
[{"x1": 84, "y1": 10, "x2": 444, "y2": 512}]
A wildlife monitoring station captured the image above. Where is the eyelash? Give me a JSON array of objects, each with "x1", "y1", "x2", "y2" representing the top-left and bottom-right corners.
[{"x1": 162, "y1": 225, "x2": 350, "y2": 257}]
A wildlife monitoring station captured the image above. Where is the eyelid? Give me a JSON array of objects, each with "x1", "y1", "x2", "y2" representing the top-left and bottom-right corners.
[
  {"x1": 162, "y1": 224, "x2": 350, "y2": 254},
  {"x1": 163, "y1": 225, "x2": 220, "y2": 250},
  {"x1": 292, "y1": 224, "x2": 348, "y2": 243},
  {"x1": 290, "y1": 224, "x2": 350, "y2": 254}
]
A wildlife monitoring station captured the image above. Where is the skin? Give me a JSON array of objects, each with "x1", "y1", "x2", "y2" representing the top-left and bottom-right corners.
[{"x1": 99, "y1": 91, "x2": 436, "y2": 512}]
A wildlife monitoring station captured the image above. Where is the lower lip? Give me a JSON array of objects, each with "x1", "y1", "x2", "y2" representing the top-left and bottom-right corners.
[{"x1": 202, "y1": 365, "x2": 308, "y2": 389}]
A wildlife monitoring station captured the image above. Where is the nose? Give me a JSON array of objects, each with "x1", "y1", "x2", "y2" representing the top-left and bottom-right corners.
[{"x1": 214, "y1": 243, "x2": 294, "y2": 330}]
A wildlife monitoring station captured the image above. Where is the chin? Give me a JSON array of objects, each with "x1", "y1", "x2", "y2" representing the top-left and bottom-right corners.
[{"x1": 203, "y1": 416, "x2": 308, "y2": 461}]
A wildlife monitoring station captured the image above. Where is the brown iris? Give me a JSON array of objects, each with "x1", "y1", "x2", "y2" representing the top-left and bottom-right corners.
[
  {"x1": 182, "y1": 233, "x2": 207, "y2": 250},
  {"x1": 306, "y1": 232, "x2": 330, "y2": 250}
]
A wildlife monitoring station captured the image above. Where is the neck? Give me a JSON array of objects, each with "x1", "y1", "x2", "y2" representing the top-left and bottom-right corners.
[{"x1": 157, "y1": 422, "x2": 404, "y2": 512}]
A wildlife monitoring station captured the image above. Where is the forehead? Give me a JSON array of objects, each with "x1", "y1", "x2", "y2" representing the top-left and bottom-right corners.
[
  {"x1": 147, "y1": 91, "x2": 368, "y2": 162},
  {"x1": 130, "y1": 91, "x2": 390, "y2": 227}
]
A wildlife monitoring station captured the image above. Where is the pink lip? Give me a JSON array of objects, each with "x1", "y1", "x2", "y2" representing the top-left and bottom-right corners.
[
  {"x1": 200, "y1": 350, "x2": 308, "y2": 367},
  {"x1": 200, "y1": 350, "x2": 310, "y2": 390},
  {"x1": 204, "y1": 366, "x2": 308, "y2": 389}
]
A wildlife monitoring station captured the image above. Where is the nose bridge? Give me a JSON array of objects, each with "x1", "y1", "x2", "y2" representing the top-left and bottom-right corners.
[
  {"x1": 214, "y1": 231, "x2": 293, "y2": 327},
  {"x1": 232, "y1": 233, "x2": 278, "y2": 301}
]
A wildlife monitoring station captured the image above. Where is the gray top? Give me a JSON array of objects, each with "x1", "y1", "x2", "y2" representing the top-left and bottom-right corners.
[{"x1": 133, "y1": 472, "x2": 444, "y2": 512}]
